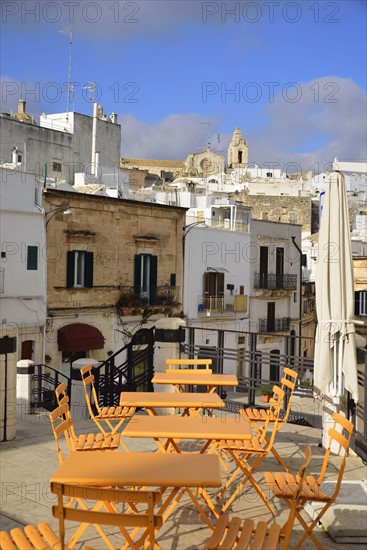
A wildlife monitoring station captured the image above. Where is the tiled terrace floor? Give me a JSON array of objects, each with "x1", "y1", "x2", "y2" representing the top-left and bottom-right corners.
[{"x1": 0, "y1": 399, "x2": 366, "y2": 549}]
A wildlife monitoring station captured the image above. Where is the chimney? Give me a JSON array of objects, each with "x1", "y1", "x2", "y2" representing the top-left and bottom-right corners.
[
  {"x1": 110, "y1": 112, "x2": 118, "y2": 124},
  {"x1": 12, "y1": 146, "x2": 18, "y2": 164},
  {"x1": 18, "y1": 99, "x2": 26, "y2": 114}
]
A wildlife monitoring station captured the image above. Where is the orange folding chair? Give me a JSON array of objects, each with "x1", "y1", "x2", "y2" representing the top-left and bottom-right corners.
[
  {"x1": 49, "y1": 401, "x2": 121, "y2": 465},
  {"x1": 217, "y1": 386, "x2": 285, "y2": 514},
  {"x1": 264, "y1": 412, "x2": 354, "y2": 550},
  {"x1": 0, "y1": 484, "x2": 163, "y2": 550},
  {"x1": 80, "y1": 364, "x2": 135, "y2": 443},
  {"x1": 205, "y1": 446, "x2": 312, "y2": 549},
  {"x1": 241, "y1": 367, "x2": 298, "y2": 471}
]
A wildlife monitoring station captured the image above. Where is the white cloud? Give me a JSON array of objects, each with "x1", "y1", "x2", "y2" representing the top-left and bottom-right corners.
[
  {"x1": 120, "y1": 113, "x2": 223, "y2": 159},
  {"x1": 250, "y1": 77, "x2": 367, "y2": 171}
]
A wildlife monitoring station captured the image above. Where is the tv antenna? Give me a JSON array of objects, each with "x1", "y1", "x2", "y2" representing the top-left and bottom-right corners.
[
  {"x1": 59, "y1": 27, "x2": 73, "y2": 120},
  {"x1": 199, "y1": 122, "x2": 211, "y2": 149},
  {"x1": 83, "y1": 82, "x2": 98, "y2": 103}
]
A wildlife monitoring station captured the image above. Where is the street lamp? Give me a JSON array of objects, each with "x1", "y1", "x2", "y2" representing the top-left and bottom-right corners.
[
  {"x1": 183, "y1": 220, "x2": 207, "y2": 238},
  {"x1": 45, "y1": 206, "x2": 72, "y2": 226}
]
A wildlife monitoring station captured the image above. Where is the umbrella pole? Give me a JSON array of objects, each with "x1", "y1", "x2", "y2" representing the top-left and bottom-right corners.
[
  {"x1": 338, "y1": 338, "x2": 344, "y2": 397},
  {"x1": 333, "y1": 336, "x2": 337, "y2": 397}
]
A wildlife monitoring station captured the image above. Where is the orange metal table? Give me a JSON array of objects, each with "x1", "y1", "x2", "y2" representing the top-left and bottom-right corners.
[
  {"x1": 119, "y1": 391, "x2": 225, "y2": 416},
  {"x1": 152, "y1": 371, "x2": 238, "y2": 394},
  {"x1": 123, "y1": 415, "x2": 251, "y2": 454},
  {"x1": 50, "y1": 450, "x2": 222, "y2": 536}
]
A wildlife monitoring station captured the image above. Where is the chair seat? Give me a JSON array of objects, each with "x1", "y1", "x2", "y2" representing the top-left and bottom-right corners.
[
  {"x1": 265, "y1": 472, "x2": 331, "y2": 502},
  {"x1": 97, "y1": 405, "x2": 135, "y2": 419},
  {"x1": 220, "y1": 437, "x2": 264, "y2": 453},
  {"x1": 205, "y1": 515, "x2": 282, "y2": 550},
  {"x1": 241, "y1": 408, "x2": 284, "y2": 424},
  {"x1": 75, "y1": 432, "x2": 120, "y2": 451},
  {"x1": 0, "y1": 523, "x2": 68, "y2": 550}
]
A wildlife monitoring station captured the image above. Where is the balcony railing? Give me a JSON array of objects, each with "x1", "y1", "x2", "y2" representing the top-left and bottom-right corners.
[
  {"x1": 254, "y1": 273, "x2": 297, "y2": 290},
  {"x1": 258, "y1": 317, "x2": 291, "y2": 332},
  {"x1": 116, "y1": 286, "x2": 179, "y2": 308},
  {"x1": 198, "y1": 294, "x2": 248, "y2": 313}
]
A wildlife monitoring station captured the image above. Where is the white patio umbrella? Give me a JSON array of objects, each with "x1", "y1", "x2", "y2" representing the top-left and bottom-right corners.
[{"x1": 314, "y1": 171, "x2": 358, "y2": 404}]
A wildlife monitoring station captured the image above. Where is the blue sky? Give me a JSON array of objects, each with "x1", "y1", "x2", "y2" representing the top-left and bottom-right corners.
[{"x1": 1, "y1": 0, "x2": 366, "y2": 170}]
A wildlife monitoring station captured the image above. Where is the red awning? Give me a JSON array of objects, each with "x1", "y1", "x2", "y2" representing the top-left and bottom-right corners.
[{"x1": 57, "y1": 323, "x2": 105, "y2": 353}]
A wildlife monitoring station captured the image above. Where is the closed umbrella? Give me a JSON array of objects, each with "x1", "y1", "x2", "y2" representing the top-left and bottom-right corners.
[{"x1": 314, "y1": 171, "x2": 358, "y2": 403}]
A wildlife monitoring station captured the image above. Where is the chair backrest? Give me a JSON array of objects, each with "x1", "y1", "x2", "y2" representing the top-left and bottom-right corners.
[
  {"x1": 269, "y1": 384, "x2": 285, "y2": 418},
  {"x1": 55, "y1": 383, "x2": 69, "y2": 407},
  {"x1": 49, "y1": 403, "x2": 77, "y2": 465},
  {"x1": 166, "y1": 358, "x2": 212, "y2": 372},
  {"x1": 80, "y1": 364, "x2": 101, "y2": 417},
  {"x1": 281, "y1": 445, "x2": 312, "y2": 548},
  {"x1": 280, "y1": 367, "x2": 298, "y2": 422},
  {"x1": 318, "y1": 412, "x2": 354, "y2": 497},
  {"x1": 51, "y1": 482, "x2": 163, "y2": 550},
  {"x1": 243, "y1": 387, "x2": 284, "y2": 448}
]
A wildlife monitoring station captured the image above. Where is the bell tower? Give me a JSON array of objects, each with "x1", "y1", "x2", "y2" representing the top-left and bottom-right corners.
[{"x1": 227, "y1": 127, "x2": 248, "y2": 168}]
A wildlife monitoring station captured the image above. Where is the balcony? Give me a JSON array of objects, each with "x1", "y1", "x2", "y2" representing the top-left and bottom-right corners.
[
  {"x1": 254, "y1": 273, "x2": 297, "y2": 290},
  {"x1": 116, "y1": 286, "x2": 179, "y2": 309},
  {"x1": 198, "y1": 294, "x2": 248, "y2": 314},
  {"x1": 258, "y1": 317, "x2": 291, "y2": 332}
]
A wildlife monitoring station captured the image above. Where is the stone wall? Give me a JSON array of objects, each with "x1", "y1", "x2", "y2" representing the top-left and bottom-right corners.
[{"x1": 238, "y1": 193, "x2": 313, "y2": 233}]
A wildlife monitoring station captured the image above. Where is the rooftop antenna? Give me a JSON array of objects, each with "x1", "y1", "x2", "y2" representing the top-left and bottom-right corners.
[
  {"x1": 59, "y1": 27, "x2": 73, "y2": 120},
  {"x1": 199, "y1": 122, "x2": 211, "y2": 149}
]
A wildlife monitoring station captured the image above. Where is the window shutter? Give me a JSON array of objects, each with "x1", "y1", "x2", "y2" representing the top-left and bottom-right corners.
[
  {"x1": 355, "y1": 291, "x2": 360, "y2": 316},
  {"x1": 170, "y1": 273, "x2": 176, "y2": 287},
  {"x1": 84, "y1": 252, "x2": 94, "y2": 288},
  {"x1": 218, "y1": 272, "x2": 224, "y2": 296},
  {"x1": 149, "y1": 255, "x2": 158, "y2": 304},
  {"x1": 203, "y1": 272, "x2": 210, "y2": 295},
  {"x1": 67, "y1": 251, "x2": 75, "y2": 288},
  {"x1": 134, "y1": 255, "x2": 141, "y2": 295},
  {"x1": 27, "y1": 246, "x2": 38, "y2": 270}
]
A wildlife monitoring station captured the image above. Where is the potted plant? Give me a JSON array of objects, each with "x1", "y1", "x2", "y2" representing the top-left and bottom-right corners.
[
  {"x1": 260, "y1": 384, "x2": 274, "y2": 403},
  {"x1": 298, "y1": 378, "x2": 312, "y2": 394}
]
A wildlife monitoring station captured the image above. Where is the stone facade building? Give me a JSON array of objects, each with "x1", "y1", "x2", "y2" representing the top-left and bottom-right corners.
[
  {"x1": 184, "y1": 147, "x2": 224, "y2": 177},
  {"x1": 43, "y1": 188, "x2": 186, "y2": 371}
]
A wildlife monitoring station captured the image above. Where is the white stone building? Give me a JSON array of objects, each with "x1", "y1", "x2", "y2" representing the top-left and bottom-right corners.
[
  {"x1": 0, "y1": 165, "x2": 47, "y2": 440},
  {"x1": 183, "y1": 205, "x2": 302, "y2": 382},
  {"x1": 0, "y1": 100, "x2": 121, "y2": 184}
]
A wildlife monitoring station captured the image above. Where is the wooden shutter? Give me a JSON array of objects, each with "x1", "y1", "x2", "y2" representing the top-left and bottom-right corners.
[
  {"x1": 149, "y1": 255, "x2": 158, "y2": 304},
  {"x1": 21, "y1": 340, "x2": 33, "y2": 360},
  {"x1": 260, "y1": 246, "x2": 268, "y2": 274},
  {"x1": 134, "y1": 255, "x2": 141, "y2": 295},
  {"x1": 218, "y1": 272, "x2": 224, "y2": 296},
  {"x1": 355, "y1": 291, "x2": 360, "y2": 316},
  {"x1": 27, "y1": 246, "x2": 38, "y2": 270},
  {"x1": 66, "y1": 251, "x2": 75, "y2": 288},
  {"x1": 203, "y1": 272, "x2": 210, "y2": 295},
  {"x1": 84, "y1": 252, "x2": 94, "y2": 288}
]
